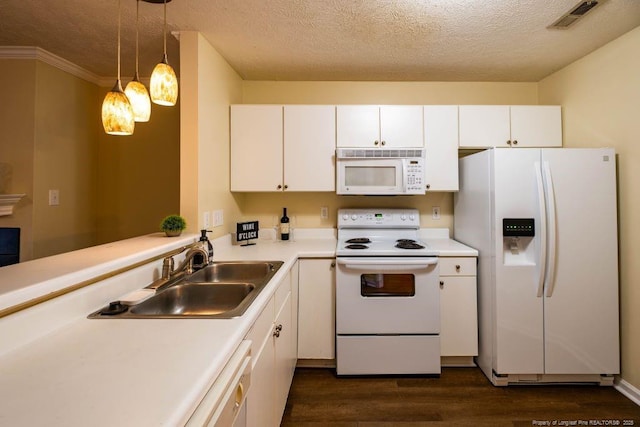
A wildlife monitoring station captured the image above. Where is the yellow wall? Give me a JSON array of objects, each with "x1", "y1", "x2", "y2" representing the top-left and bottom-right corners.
[
  {"x1": 0, "y1": 55, "x2": 181, "y2": 262},
  {"x1": 96, "y1": 87, "x2": 180, "y2": 244},
  {"x1": 33, "y1": 61, "x2": 99, "y2": 257},
  {"x1": 238, "y1": 81, "x2": 539, "y2": 232},
  {"x1": 179, "y1": 32, "x2": 244, "y2": 239},
  {"x1": 539, "y1": 25, "x2": 640, "y2": 391},
  {"x1": 0, "y1": 60, "x2": 36, "y2": 261}
]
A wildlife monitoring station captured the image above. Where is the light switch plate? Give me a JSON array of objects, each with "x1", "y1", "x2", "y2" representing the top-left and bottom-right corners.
[
  {"x1": 203, "y1": 211, "x2": 211, "y2": 229},
  {"x1": 213, "y1": 210, "x2": 224, "y2": 227},
  {"x1": 48, "y1": 189, "x2": 60, "y2": 206}
]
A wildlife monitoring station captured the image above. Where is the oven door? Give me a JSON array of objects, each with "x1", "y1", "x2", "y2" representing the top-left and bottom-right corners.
[{"x1": 336, "y1": 257, "x2": 440, "y2": 334}]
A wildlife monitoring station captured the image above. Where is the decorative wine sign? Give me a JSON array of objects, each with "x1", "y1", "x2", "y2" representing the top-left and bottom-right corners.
[{"x1": 236, "y1": 221, "x2": 258, "y2": 246}]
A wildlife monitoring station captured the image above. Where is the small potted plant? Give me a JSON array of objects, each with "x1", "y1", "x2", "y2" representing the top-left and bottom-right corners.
[{"x1": 160, "y1": 214, "x2": 187, "y2": 237}]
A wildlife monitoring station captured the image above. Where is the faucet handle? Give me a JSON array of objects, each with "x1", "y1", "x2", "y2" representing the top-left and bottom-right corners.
[{"x1": 161, "y1": 256, "x2": 175, "y2": 279}]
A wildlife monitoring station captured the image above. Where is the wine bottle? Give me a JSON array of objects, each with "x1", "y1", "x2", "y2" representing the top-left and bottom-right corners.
[{"x1": 280, "y1": 207, "x2": 290, "y2": 241}]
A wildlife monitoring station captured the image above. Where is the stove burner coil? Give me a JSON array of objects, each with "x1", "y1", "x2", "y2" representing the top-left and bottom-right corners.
[
  {"x1": 395, "y1": 241, "x2": 425, "y2": 250},
  {"x1": 345, "y1": 244, "x2": 369, "y2": 249},
  {"x1": 346, "y1": 238, "x2": 372, "y2": 244}
]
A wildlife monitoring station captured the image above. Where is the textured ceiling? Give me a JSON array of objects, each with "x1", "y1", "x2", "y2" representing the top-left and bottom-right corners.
[{"x1": 1, "y1": 0, "x2": 639, "y2": 82}]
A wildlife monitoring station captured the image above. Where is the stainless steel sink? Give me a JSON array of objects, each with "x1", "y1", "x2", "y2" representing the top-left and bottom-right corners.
[
  {"x1": 88, "y1": 260, "x2": 284, "y2": 319},
  {"x1": 129, "y1": 283, "x2": 255, "y2": 317},
  {"x1": 186, "y1": 261, "x2": 280, "y2": 284}
]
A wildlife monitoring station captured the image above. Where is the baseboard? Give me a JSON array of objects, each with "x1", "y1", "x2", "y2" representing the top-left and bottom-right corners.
[
  {"x1": 614, "y1": 378, "x2": 640, "y2": 407},
  {"x1": 297, "y1": 359, "x2": 336, "y2": 368}
]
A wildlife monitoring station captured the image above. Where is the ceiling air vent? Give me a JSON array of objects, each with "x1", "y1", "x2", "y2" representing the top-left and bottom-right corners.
[{"x1": 548, "y1": 1, "x2": 601, "y2": 29}]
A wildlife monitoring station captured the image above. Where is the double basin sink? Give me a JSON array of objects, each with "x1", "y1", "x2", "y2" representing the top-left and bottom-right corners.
[{"x1": 89, "y1": 261, "x2": 283, "y2": 319}]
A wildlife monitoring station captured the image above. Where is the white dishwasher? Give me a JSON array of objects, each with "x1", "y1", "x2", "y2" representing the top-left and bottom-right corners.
[{"x1": 186, "y1": 340, "x2": 252, "y2": 427}]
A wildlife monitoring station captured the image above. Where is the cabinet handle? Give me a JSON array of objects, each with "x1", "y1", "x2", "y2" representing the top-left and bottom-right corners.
[
  {"x1": 374, "y1": 140, "x2": 380, "y2": 146},
  {"x1": 330, "y1": 262, "x2": 336, "y2": 268},
  {"x1": 455, "y1": 265, "x2": 461, "y2": 272},
  {"x1": 512, "y1": 140, "x2": 518, "y2": 145},
  {"x1": 284, "y1": 184, "x2": 288, "y2": 190},
  {"x1": 381, "y1": 140, "x2": 386, "y2": 146},
  {"x1": 426, "y1": 184, "x2": 431, "y2": 190},
  {"x1": 273, "y1": 324, "x2": 283, "y2": 337},
  {"x1": 507, "y1": 140, "x2": 512, "y2": 145},
  {"x1": 440, "y1": 280, "x2": 444, "y2": 288},
  {"x1": 277, "y1": 184, "x2": 282, "y2": 190}
]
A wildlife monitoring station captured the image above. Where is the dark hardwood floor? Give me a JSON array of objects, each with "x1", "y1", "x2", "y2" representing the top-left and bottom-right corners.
[{"x1": 281, "y1": 367, "x2": 640, "y2": 426}]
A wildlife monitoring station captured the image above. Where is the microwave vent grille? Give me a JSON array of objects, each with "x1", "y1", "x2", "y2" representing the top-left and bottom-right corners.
[{"x1": 337, "y1": 148, "x2": 425, "y2": 158}]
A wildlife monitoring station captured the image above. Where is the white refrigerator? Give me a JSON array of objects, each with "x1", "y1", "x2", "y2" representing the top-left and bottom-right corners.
[{"x1": 454, "y1": 148, "x2": 619, "y2": 386}]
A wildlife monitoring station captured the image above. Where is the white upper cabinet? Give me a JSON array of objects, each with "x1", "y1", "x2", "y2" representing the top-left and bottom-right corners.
[
  {"x1": 231, "y1": 105, "x2": 336, "y2": 192},
  {"x1": 284, "y1": 105, "x2": 336, "y2": 191},
  {"x1": 336, "y1": 105, "x2": 423, "y2": 148},
  {"x1": 231, "y1": 105, "x2": 283, "y2": 192},
  {"x1": 423, "y1": 105, "x2": 459, "y2": 192},
  {"x1": 510, "y1": 105, "x2": 562, "y2": 147},
  {"x1": 458, "y1": 105, "x2": 562, "y2": 148}
]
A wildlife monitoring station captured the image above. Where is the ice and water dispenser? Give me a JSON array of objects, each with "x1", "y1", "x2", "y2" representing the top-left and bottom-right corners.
[{"x1": 502, "y1": 218, "x2": 535, "y2": 265}]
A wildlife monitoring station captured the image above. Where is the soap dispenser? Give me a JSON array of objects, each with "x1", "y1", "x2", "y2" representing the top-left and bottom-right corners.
[{"x1": 200, "y1": 229, "x2": 214, "y2": 261}]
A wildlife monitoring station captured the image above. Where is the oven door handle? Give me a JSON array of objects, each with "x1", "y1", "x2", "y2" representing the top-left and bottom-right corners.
[{"x1": 336, "y1": 257, "x2": 438, "y2": 270}]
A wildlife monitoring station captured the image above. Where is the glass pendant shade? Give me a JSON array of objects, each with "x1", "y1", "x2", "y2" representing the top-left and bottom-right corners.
[
  {"x1": 150, "y1": 55, "x2": 178, "y2": 106},
  {"x1": 102, "y1": 80, "x2": 135, "y2": 135},
  {"x1": 125, "y1": 75, "x2": 151, "y2": 122}
]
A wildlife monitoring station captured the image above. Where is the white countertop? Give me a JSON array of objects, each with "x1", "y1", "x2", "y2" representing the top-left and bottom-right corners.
[{"x1": 0, "y1": 229, "x2": 476, "y2": 426}]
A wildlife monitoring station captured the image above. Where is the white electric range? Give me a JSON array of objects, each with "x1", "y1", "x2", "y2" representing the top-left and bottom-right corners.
[{"x1": 335, "y1": 208, "x2": 441, "y2": 376}]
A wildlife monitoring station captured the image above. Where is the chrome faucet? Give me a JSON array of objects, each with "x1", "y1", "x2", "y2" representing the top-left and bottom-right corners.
[{"x1": 146, "y1": 243, "x2": 211, "y2": 291}]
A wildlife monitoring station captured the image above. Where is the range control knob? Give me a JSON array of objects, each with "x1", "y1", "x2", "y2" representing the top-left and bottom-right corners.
[
  {"x1": 342, "y1": 214, "x2": 349, "y2": 220},
  {"x1": 351, "y1": 215, "x2": 358, "y2": 221},
  {"x1": 400, "y1": 214, "x2": 407, "y2": 221},
  {"x1": 409, "y1": 214, "x2": 415, "y2": 221}
]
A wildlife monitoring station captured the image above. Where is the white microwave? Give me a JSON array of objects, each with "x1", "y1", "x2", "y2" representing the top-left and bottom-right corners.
[{"x1": 336, "y1": 148, "x2": 425, "y2": 195}]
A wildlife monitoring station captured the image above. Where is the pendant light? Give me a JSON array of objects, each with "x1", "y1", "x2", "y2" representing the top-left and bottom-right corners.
[
  {"x1": 101, "y1": 0, "x2": 135, "y2": 136},
  {"x1": 125, "y1": 0, "x2": 151, "y2": 122},
  {"x1": 149, "y1": 0, "x2": 178, "y2": 106}
]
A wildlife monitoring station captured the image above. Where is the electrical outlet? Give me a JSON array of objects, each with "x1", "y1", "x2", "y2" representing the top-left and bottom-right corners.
[
  {"x1": 432, "y1": 206, "x2": 440, "y2": 220},
  {"x1": 48, "y1": 189, "x2": 60, "y2": 206},
  {"x1": 213, "y1": 210, "x2": 224, "y2": 227},
  {"x1": 320, "y1": 206, "x2": 328, "y2": 219},
  {"x1": 203, "y1": 211, "x2": 211, "y2": 229}
]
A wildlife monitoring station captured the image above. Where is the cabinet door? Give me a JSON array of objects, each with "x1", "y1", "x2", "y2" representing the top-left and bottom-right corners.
[
  {"x1": 284, "y1": 105, "x2": 336, "y2": 191},
  {"x1": 274, "y1": 291, "x2": 295, "y2": 425},
  {"x1": 380, "y1": 105, "x2": 424, "y2": 147},
  {"x1": 440, "y1": 276, "x2": 478, "y2": 356},
  {"x1": 510, "y1": 105, "x2": 562, "y2": 147},
  {"x1": 246, "y1": 323, "x2": 276, "y2": 427},
  {"x1": 423, "y1": 105, "x2": 459, "y2": 191},
  {"x1": 298, "y1": 259, "x2": 336, "y2": 359},
  {"x1": 231, "y1": 105, "x2": 283, "y2": 191},
  {"x1": 458, "y1": 105, "x2": 510, "y2": 148},
  {"x1": 336, "y1": 105, "x2": 380, "y2": 147}
]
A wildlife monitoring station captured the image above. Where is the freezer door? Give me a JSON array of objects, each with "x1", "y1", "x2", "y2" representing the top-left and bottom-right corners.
[
  {"x1": 492, "y1": 149, "x2": 545, "y2": 374},
  {"x1": 541, "y1": 148, "x2": 620, "y2": 374}
]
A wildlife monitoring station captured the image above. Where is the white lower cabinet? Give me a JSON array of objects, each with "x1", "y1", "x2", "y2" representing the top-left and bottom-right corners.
[
  {"x1": 297, "y1": 259, "x2": 336, "y2": 360},
  {"x1": 245, "y1": 266, "x2": 297, "y2": 427},
  {"x1": 439, "y1": 257, "x2": 478, "y2": 359}
]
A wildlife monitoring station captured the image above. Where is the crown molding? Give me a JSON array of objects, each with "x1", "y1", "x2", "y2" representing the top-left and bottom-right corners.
[{"x1": 0, "y1": 46, "x2": 102, "y2": 85}]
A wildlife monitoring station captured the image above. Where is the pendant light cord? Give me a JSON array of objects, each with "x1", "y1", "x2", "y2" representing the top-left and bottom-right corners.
[
  {"x1": 163, "y1": 0, "x2": 168, "y2": 58},
  {"x1": 135, "y1": 0, "x2": 140, "y2": 77},
  {"x1": 117, "y1": 0, "x2": 122, "y2": 81}
]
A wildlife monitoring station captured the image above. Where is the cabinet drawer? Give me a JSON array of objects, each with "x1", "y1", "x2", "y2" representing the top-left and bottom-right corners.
[{"x1": 439, "y1": 257, "x2": 476, "y2": 276}]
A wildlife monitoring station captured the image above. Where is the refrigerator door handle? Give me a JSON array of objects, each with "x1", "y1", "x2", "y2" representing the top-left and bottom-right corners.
[
  {"x1": 535, "y1": 161, "x2": 547, "y2": 298},
  {"x1": 543, "y1": 161, "x2": 558, "y2": 297}
]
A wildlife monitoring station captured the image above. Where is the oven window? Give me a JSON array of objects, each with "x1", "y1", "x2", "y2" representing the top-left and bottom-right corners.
[
  {"x1": 360, "y1": 273, "x2": 415, "y2": 297},
  {"x1": 345, "y1": 166, "x2": 396, "y2": 186}
]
